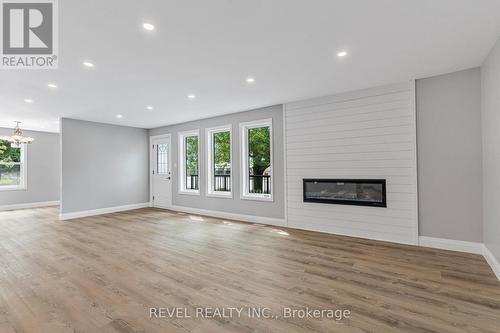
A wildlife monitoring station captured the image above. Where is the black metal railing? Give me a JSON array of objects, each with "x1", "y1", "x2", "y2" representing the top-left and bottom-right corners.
[
  {"x1": 185, "y1": 174, "x2": 270, "y2": 193},
  {"x1": 186, "y1": 174, "x2": 199, "y2": 190},
  {"x1": 249, "y1": 175, "x2": 271, "y2": 194},
  {"x1": 214, "y1": 174, "x2": 231, "y2": 192}
]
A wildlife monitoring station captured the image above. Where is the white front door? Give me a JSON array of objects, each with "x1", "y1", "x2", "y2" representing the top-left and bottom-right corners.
[{"x1": 152, "y1": 136, "x2": 172, "y2": 208}]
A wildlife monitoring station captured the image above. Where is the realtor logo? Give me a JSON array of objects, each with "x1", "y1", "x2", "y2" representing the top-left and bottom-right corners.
[{"x1": 1, "y1": 0, "x2": 58, "y2": 69}]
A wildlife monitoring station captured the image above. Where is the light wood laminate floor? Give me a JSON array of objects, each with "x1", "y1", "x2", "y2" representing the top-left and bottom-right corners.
[{"x1": 0, "y1": 206, "x2": 499, "y2": 333}]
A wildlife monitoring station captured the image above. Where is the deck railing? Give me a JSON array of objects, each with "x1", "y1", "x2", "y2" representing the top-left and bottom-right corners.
[
  {"x1": 249, "y1": 175, "x2": 271, "y2": 194},
  {"x1": 214, "y1": 174, "x2": 231, "y2": 192}
]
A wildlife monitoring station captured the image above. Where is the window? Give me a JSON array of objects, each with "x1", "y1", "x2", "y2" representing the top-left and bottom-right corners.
[
  {"x1": 157, "y1": 143, "x2": 168, "y2": 175},
  {"x1": 178, "y1": 130, "x2": 200, "y2": 194},
  {"x1": 206, "y1": 125, "x2": 232, "y2": 197},
  {"x1": 0, "y1": 140, "x2": 26, "y2": 191},
  {"x1": 240, "y1": 119, "x2": 273, "y2": 201}
]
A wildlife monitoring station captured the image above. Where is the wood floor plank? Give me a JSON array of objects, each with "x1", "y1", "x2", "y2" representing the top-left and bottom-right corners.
[{"x1": 0, "y1": 206, "x2": 499, "y2": 333}]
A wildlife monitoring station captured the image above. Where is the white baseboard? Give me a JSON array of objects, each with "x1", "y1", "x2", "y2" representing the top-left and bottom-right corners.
[
  {"x1": 419, "y1": 236, "x2": 484, "y2": 254},
  {"x1": 419, "y1": 236, "x2": 500, "y2": 281},
  {"x1": 170, "y1": 205, "x2": 286, "y2": 227},
  {"x1": 482, "y1": 245, "x2": 500, "y2": 281},
  {"x1": 59, "y1": 202, "x2": 149, "y2": 220},
  {"x1": 0, "y1": 200, "x2": 59, "y2": 212}
]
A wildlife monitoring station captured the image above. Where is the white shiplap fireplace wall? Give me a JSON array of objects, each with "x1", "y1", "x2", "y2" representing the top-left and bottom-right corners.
[{"x1": 284, "y1": 81, "x2": 418, "y2": 245}]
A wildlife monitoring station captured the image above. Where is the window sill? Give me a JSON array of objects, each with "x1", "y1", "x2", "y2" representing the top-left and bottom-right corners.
[
  {"x1": 241, "y1": 194, "x2": 273, "y2": 202},
  {"x1": 206, "y1": 192, "x2": 233, "y2": 199},
  {"x1": 179, "y1": 190, "x2": 200, "y2": 196},
  {"x1": 0, "y1": 186, "x2": 27, "y2": 192}
]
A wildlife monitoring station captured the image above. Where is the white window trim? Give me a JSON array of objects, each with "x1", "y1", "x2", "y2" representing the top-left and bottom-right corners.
[
  {"x1": 178, "y1": 129, "x2": 200, "y2": 195},
  {"x1": 0, "y1": 143, "x2": 27, "y2": 192},
  {"x1": 206, "y1": 125, "x2": 232, "y2": 199},
  {"x1": 239, "y1": 118, "x2": 273, "y2": 202}
]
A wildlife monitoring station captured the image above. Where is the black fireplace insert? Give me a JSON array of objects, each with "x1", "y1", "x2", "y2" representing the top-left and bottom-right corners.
[{"x1": 303, "y1": 179, "x2": 387, "y2": 207}]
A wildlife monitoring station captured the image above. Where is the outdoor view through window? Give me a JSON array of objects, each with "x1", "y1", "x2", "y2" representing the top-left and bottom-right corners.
[
  {"x1": 185, "y1": 135, "x2": 199, "y2": 190},
  {"x1": 213, "y1": 131, "x2": 231, "y2": 192},
  {"x1": 248, "y1": 126, "x2": 271, "y2": 194},
  {"x1": 0, "y1": 140, "x2": 22, "y2": 187}
]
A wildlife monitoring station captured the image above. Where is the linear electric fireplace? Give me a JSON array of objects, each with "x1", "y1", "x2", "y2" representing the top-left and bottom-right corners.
[{"x1": 303, "y1": 179, "x2": 387, "y2": 207}]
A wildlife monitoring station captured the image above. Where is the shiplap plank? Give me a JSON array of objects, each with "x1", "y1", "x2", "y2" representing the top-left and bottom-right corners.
[
  {"x1": 287, "y1": 220, "x2": 416, "y2": 245},
  {"x1": 287, "y1": 159, "x2": 414, "y2": 169},
  {"x1": 287, "y1": 151, "x2": 414, "y2": 162},
  {"x1": 287, "y1": 208, "x2": 414, "y2": 227},
  {"x1": 286, "y1": 143, "x2": 414, "y2": 155},
  {"x1": 286, "y1": 202, "x2": 416, "y2": 218},
  {"x1": 286, "y1": 215, "x2": 414, "y2": 234},
  {"x1": 285, "y1": 84, "x2": 410, "y2": 111},
  {"x1": 286, "y1": 103, "x2": 411, "y2": 126},
  {"x1": 286, "y1": 125, "x2": 413, "y2": 143},
  {"x1": 286, "y1": 170, "x2": 413, "y2": 177},
  {"x1": 286, "y1": 134, "x2": 411, "y2": 150},
  {"x1": 288, "y1": 116, "x2": 413, "y2": 136}
]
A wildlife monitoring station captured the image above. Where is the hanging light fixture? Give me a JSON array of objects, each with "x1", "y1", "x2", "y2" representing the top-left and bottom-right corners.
[{"x1": 0, "y1": 121, "x2": 34, "y2": 147}]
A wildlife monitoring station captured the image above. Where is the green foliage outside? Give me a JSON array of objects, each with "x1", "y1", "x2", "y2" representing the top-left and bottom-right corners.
[
  {"x1": 185, "y1": 136, "x2": 198, "y2": 176},
  {"x1": 248, "y1": 127, "x2": 271, "y2": 193},
  {"x1": 213, "y1": 131, "x2": 230, "y2": 174},
  {"x1": 248, "y1": 127, "x2": 270, "y2": 176},
  {"x1": 0, "y1": 140, "x2": 21, "y2": 163},
  {"x1": 0, "y1": 140, "x2": 21, "y2": 185}
]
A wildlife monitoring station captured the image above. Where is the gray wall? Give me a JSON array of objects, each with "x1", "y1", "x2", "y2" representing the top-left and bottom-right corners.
[
  {"x1": 481, "y1": 37, "x2": 500, "y2": 261},
  {"x1": 0, "y1": 128, "x2": 60, "y2": 206},
  {"x1": 149, "y1": 105, "x2": 285, "y2": 219},
  {"x1": 416, "y1": 68, "x2": 483, "y2": 242},
  {"x1": 61, "y1": 118, "x2": 149, "y2": 214}
]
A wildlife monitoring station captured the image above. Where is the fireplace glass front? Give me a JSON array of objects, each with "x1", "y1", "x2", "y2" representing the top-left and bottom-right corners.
[{"x1": 303, "y1": 179, "x2": 386, "y2": 207}]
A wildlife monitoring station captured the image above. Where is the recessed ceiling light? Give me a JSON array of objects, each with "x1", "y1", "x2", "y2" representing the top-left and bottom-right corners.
[
  {"x1": 187, "y1": 94, "x2": 196, "y2": 99},
  {"x1": 47, "y1": 83, "x2": 57, "y2": 88},
  {"x1": 24, "y1": 99, "x2": 33, "y2": 103},
  {"x1": 116, "y1": 114, "x2": 123, "y2": 118},
  {"x1": 83, "y1": 61, "x2": 94, "y2": 68},
  {"x1": 143, "y1": 23, "x2": 155, "y2": 31},
  {"x1": 246, "y1": 77, "x2": 255, "y2": 83},
  {"x1": 146, "y1": 106, "x2": 153, "y2": 110},
  {"x1": 337, "y1": 51, "x2": 348, "y2": 58}
]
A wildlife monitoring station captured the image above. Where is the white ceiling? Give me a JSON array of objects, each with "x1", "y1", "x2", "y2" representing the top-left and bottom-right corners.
[{"x1": 1, "y1": 0, "x2": 499, "y2": 133}]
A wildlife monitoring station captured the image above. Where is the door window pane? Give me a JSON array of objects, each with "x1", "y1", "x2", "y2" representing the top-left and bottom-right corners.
[{"x1": 157, "y1": 143, "x2": 168, "y2": 175}]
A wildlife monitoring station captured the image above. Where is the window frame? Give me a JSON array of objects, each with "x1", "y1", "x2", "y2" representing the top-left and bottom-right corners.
[
  {"x1": 0, "y1": 142, "x2": 27, "y2": 192},
  {"x1": 178, "y1": 129, "x2": 200, "y2": 195},
  {"x1": 206, "y1": 125, "x2": 232, "y2": 198},
  {"x1": 239, "y1": 118, "x2": 273, "y2": 202}
]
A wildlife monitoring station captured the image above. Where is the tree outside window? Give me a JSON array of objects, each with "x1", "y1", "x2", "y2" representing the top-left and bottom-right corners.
[
  {"x1": 0, "y1": 140, "x2": 22, "y2": 187},
  {"x1": 185, "y1": 136, "x2": 199, "y2": 190},
  {"x1": 213, "y1": 130, "x2": 231, "y2": 192},
  {"x1": 214, "y1": 131, "x2": 230, "y2": 175},
  {"x1": 248, "y1": 126, "x2": 271, "y2": 194}
]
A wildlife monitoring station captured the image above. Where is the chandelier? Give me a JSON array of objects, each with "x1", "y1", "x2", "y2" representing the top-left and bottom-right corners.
[{"x1": 0, "y1": 121, "x2": 34, "y2": 147}]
